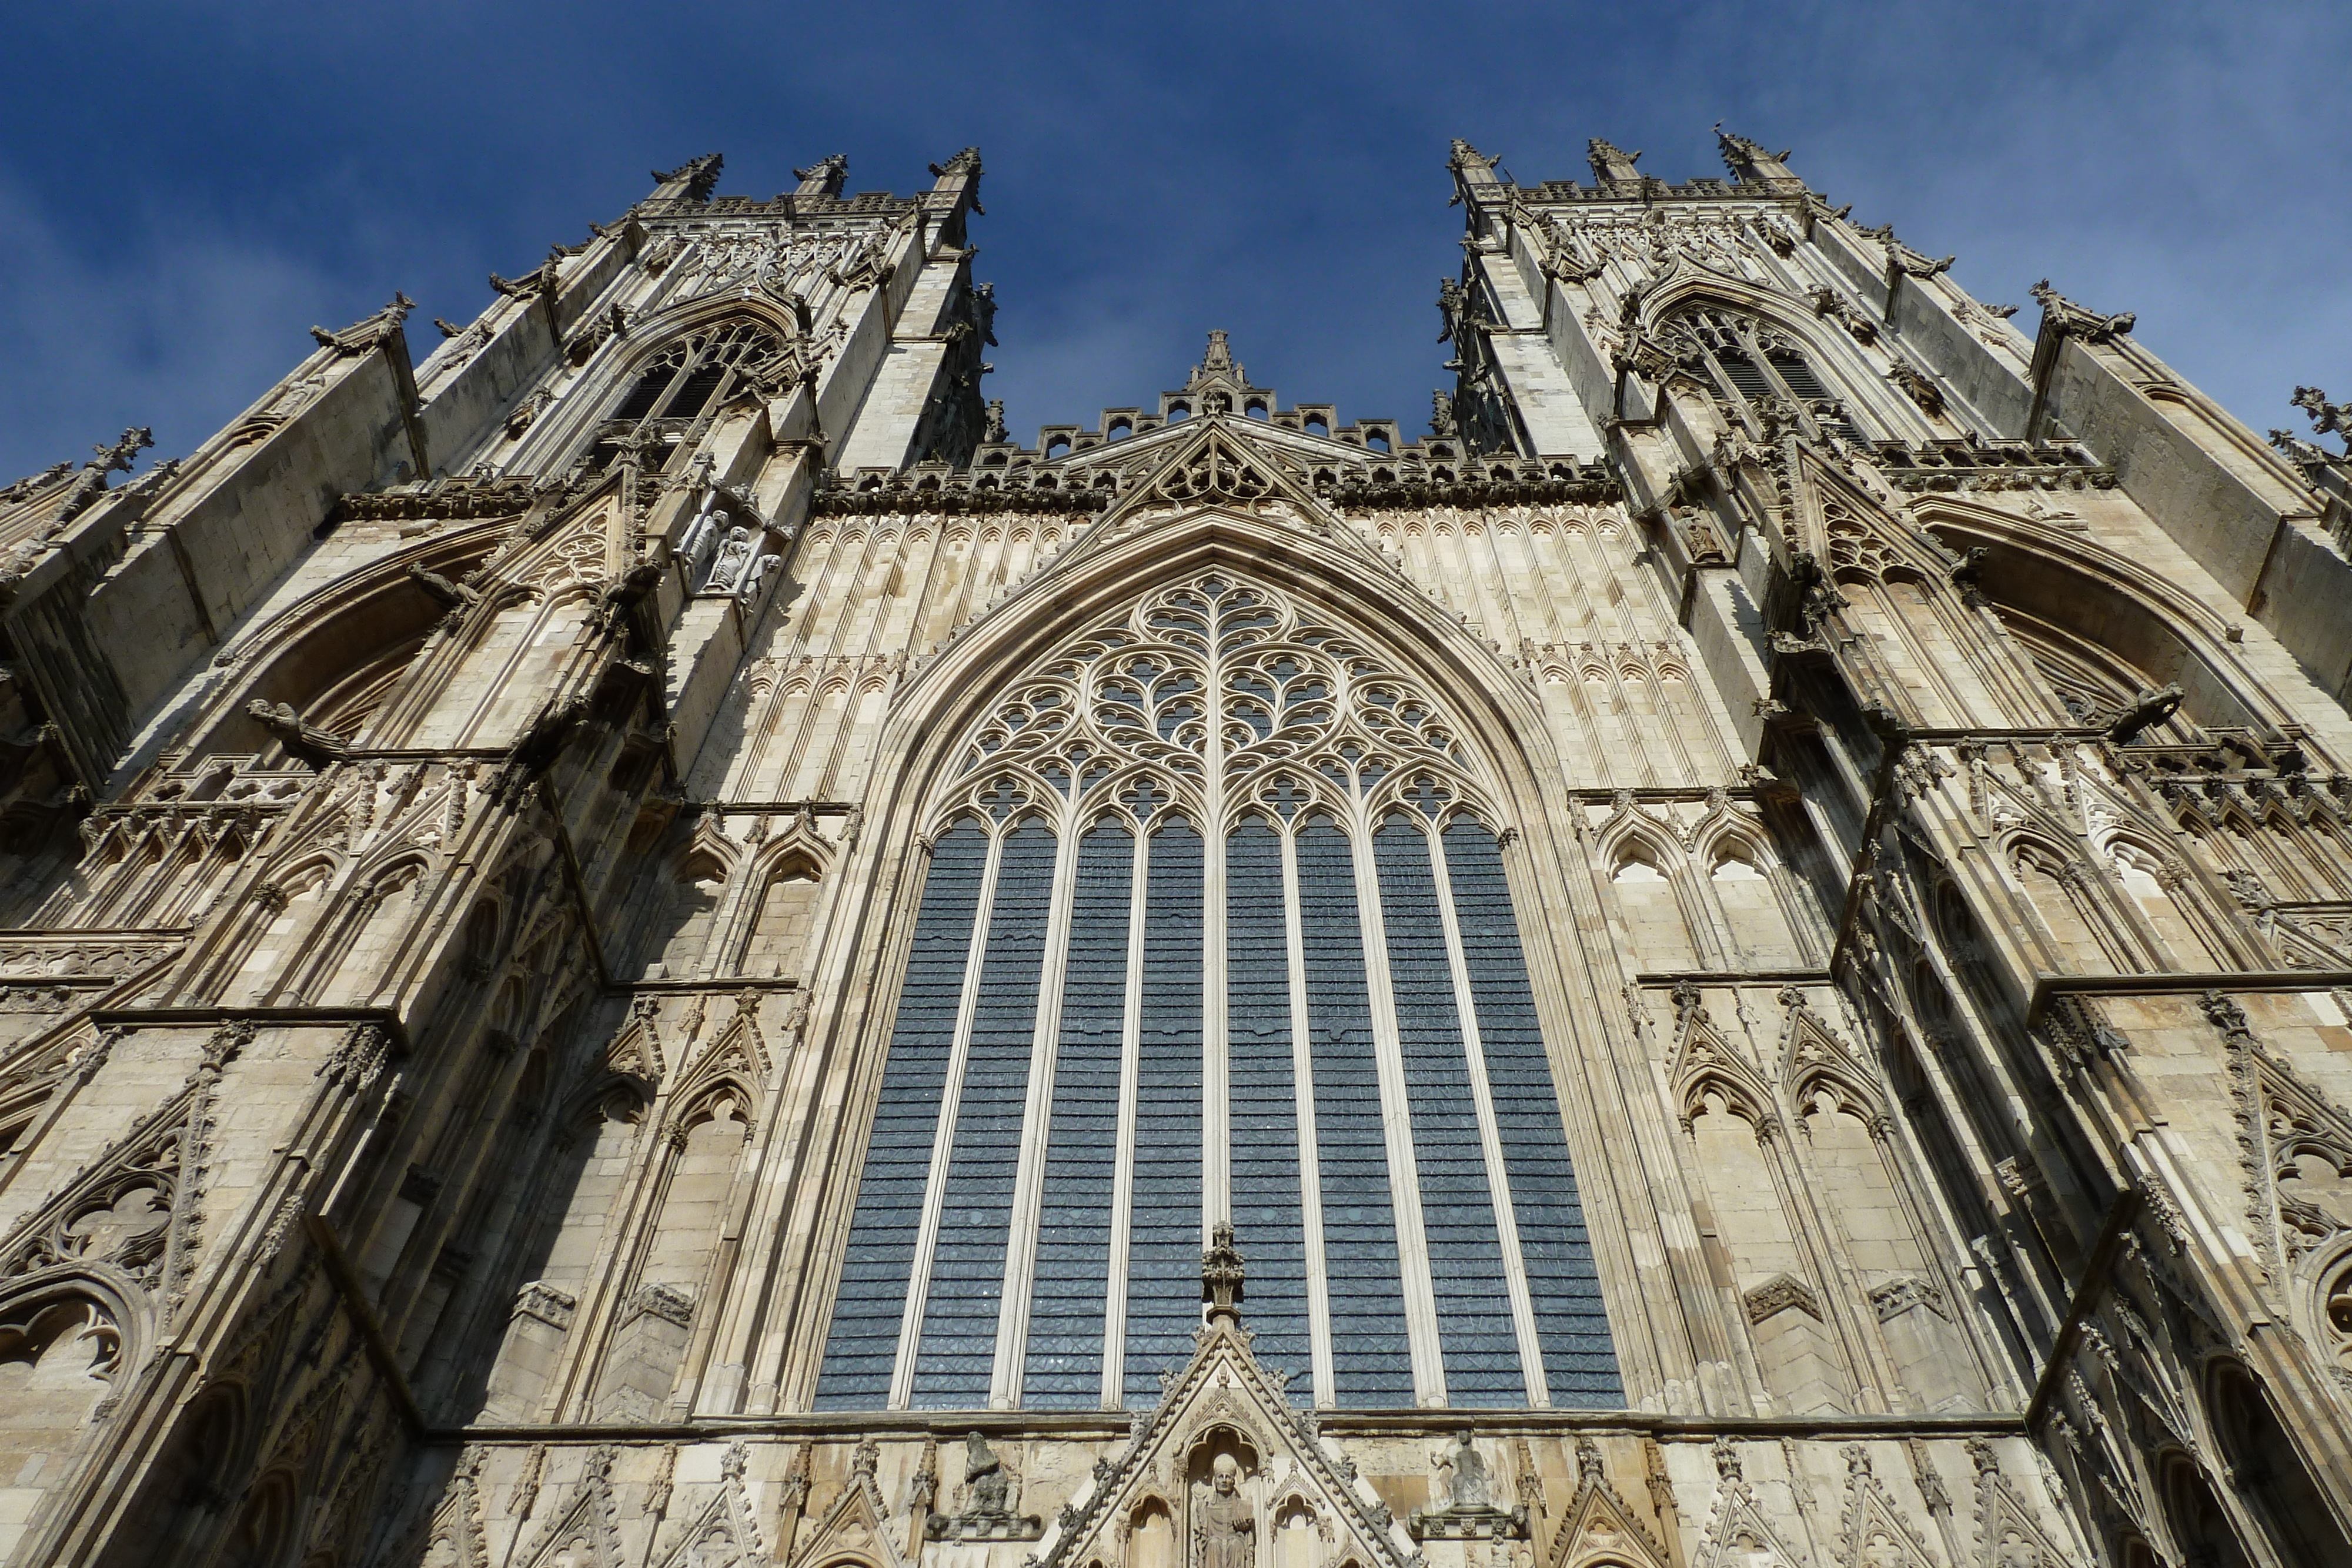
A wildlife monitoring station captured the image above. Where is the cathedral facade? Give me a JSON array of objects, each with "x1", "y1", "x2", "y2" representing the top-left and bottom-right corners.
[{"x1": 2, "y1": 133, "x2": 2352, "y2": 1567}]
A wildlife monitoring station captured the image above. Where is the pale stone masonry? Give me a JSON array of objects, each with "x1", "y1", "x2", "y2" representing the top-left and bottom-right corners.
[{"x1": 1, "y1": 134, "x2": 2351, "y2": 1567}]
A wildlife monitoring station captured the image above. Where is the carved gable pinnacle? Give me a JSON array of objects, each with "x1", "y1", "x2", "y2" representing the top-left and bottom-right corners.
[
  {"x1": 1034, "y1": 1298, "x2": 1416, "y2": 1568},
  {"x1": 1203, "y1": 1219, "x2": 1246, "y2": 1326},
  {"x1": 790, "y1": 1449, "x2": 909, "y2": 1568}
]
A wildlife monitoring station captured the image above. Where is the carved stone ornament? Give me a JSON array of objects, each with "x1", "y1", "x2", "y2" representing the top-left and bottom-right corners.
[
  {"x1": 1742, "y1": 1271, "x2": 1823, "y2": 1325},
  {"x1": 925, "y1": 1432, "x2": 1043, "y2": 1541},
  {"x1": 1032, "y1": 1239, "x2": 1417, "y2": 1568},
  {"x1": 2030, "y1": 279, "x2": 2134, "y2": 343},
  {"x1": 1408, "y1": 1430, "x2": 1529, "y2": 1540}
]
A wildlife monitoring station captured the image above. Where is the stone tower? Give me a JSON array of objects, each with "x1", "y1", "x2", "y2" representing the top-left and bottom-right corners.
[{"x1": 2, "y1": 133, "x2": 2351, "y2": 1567}]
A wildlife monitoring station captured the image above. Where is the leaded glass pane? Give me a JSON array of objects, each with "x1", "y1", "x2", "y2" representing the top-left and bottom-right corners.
[
  {"x1": 1444, "y1": 821, "x2": 1622, "y2": 1405},
  {"x1": 1298, "y1": 817, "x2": 1413, "y2": 1406},
  {"x1": 1374, "y1": 819, "x2": 1519, "y2": 1403},
  {"x1": 910, "y1": 820, "x2": 1056, "y2": 1407},
  {"x1": 1124, "y1": 817, "x2": 1204, "y2": 1402},
  {"x1": 1024, "y1": 821, "x2": 1132, "y2": 1407},
  {"x1": 813, "y1": 821, "x2": 988, "y2": 1408},
  {"x1": 1227, "y1": 818, "x2": 1311, "y2": 1387}
]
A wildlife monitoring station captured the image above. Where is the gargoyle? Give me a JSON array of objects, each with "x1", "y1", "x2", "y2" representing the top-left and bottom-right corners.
[
  {"x1": 2107, "y1": 683, "x2": 2184, "y2": 744},
  {"x1": 405, "y1": 561, "x2": 480, "y2": 612},
  {"x1": 246, "y1": 699, "x2": 350, "y2": 767}
]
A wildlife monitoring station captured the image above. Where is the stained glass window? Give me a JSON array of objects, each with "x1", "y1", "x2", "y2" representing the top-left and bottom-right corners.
[{"x1": 813, "y1": 574, "x2": 1620, "y2": 1410}]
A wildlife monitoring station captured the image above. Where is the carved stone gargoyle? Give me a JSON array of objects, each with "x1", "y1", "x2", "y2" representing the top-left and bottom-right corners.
[
  {"x1": 406, "y1": 560, "x2": 480, "y2": 613},
  {"x1": 245, "y1": 699, "x2": 349, "y2": 767},
  {"x1": 2107, "y1": 683, "x2": 2184, "y2": 744}
]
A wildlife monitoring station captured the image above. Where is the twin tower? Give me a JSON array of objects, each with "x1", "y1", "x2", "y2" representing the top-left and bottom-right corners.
[{"x1": 1, "y1": 134, "x2": 2351, "y2": 1568}]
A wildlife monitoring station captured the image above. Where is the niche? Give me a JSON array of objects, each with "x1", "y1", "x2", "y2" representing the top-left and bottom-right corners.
[
  {"x1": 640, "y1": 852, "x2": 729, "y2": 980},
  {"x1": 739, "y1": 858, "x2": 823, "y2": 978},
  {"x1": 1611, "y1": 848, "x2": 1698, "y2": 971},
  {"x1": 1710, "y1": 845, "x2": 1802, "y2": 967}
]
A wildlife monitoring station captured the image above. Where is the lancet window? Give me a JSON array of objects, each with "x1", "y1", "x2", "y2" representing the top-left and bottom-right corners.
[
  {"x1": 584, "y1": 319, "x2": 786, "y2": 472},
  {"x1": 815, "y1": 573, "x2": 1620, "y2": 1412}
]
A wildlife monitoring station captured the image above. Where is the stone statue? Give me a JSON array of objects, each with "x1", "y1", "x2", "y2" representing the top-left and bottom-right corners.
[
  {"x1": 1433, "y1": 1431, "x2": 1491, "y2": 1510},
  {"x1": 1195, "y1": 1455, "x2": 1254, "y2": 1568},
  {"x1": 704, "y1": 527, "x2": 753, "y2": 593},
  {"x1": 964, "y1": 1432, "x2": 1010, "y2": 1516},
  {"x1": 739, "y1": 552, "x2": 781, "y2": 601}
]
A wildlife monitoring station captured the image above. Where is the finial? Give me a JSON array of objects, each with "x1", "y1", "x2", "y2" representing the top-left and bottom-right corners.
[
  {"x1": 1447, "y1": 138, "x2": 1500, "y2": 172},
  {"x1": 1202, "y1": 1221, "x2": 1245, "y2": 1326},
  {"x1": 86, "y1": 427, "x2": 154, "y2": 476},
  {"x1": 1203, "y1": 329, "x2": 1232, "y2": 372}
]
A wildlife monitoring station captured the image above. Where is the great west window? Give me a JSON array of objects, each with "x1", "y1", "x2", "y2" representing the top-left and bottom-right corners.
[{"x1": 814, "y1": 573, "x2": 1621, "y2": 1410}]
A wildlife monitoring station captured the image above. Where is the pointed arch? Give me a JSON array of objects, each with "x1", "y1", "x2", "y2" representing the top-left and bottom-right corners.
[
  {"x1": 0, "y1": 1269, "x2": 143, "y2": 1514},
  {"x1": 2004, "y1": 833, "x2": 2123, "y2": 974},
  {"x1": 2097, "y1": 830, "x2": 2227, "y2": 968},
  {"x1": 176, "y1": 522, "x2": 507, "y2": 764},
  {"x1": 1694, "y1": 820, "x2": 1815, "y2": 969},
  {"x1": 1916, "y1": 497, "x2": 2291, "y2": 738},
  {"x1": 1598, "y1": 823, "x2": 1702, "y2": 974},
  {"x1": 733, "y1": 830, "x2": 833, "y2": 980},
  {"x1": 518, "y1": 300, "x2": 800, "y2": 476},
  {"x1": 1637, "y1": 277, "x2": 1921, "y2": 440},
  {"x1": 799, "y1": 500, "x2": 1629, "y2": 1413}
]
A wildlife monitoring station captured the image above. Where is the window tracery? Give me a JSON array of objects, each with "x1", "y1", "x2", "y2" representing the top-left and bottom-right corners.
[
  {"x1": 947, "y1": 574, "x2": 1477, "y2": 830},
  {"x1": 584, "y1": 319, "x2": 787, "y2": 474},
  {"x1": 817, "y1": 572, "x2": 1618, "y2": 1413},
  {"x1": 1657, "y1": 305, "x2": 1865, "y2": 444}
]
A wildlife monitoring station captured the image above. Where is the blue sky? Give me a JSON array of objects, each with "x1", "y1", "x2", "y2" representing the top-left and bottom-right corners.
[{"x1": 4, "y1": 2, "x2": 2347, "y2": 479}]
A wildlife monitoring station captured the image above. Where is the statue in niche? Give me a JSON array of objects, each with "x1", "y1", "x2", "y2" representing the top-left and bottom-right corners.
[
  {"x1": 704, "y1": 526, "x2": 753, "y2": 592},
  {"x1": 1408, "y1": 1431, "x2": 1525, "y2": 1542},
  {"x1": 739, "y1": 551, "x2": 781, "y2": 601},
  {"x1": 1194, "y1": 1455, "x2": 1255, "y2": 1568}
]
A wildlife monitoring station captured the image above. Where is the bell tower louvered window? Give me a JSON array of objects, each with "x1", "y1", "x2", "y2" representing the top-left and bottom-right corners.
[
  {"x1": 814, "y1": 573, "x2": 1621, "y2": 1412},
  {"x1": 586, "y1": 319, "x2": 784, "y2": 472},
  {"x1": 1662, "y1": 306, "x2": 1866, "y2": 444}
]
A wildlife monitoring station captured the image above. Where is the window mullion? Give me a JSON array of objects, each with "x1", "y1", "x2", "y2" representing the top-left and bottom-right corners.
[
  {"x1": 1100, "y1": 822, "x2": 1150, "y2": 1409},
  {"x1": 1282, "y1": 821, "x2": 1337, "y2": 1409},
  {"x1": 1204, "y1": 824, "x2": 1230, "y2": 1237},
  {"x1": 1348, "y1": 808, "x2": 1448, "y2": 1406},
  {"x1": 990, "y1": 814, "x2": 1080, "y2": 1407},
  {"x1": 1425, "y1": 821, "x2": 1552, "y2": 1406},
  {"x1": 887, "y1": 824, "x2": 1005, "y2": 1409}
]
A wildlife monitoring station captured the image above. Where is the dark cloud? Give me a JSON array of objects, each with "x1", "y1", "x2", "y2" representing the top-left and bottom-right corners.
[{"x1": 3, "y1": 1, "x2": 2345, "y2": 478}]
